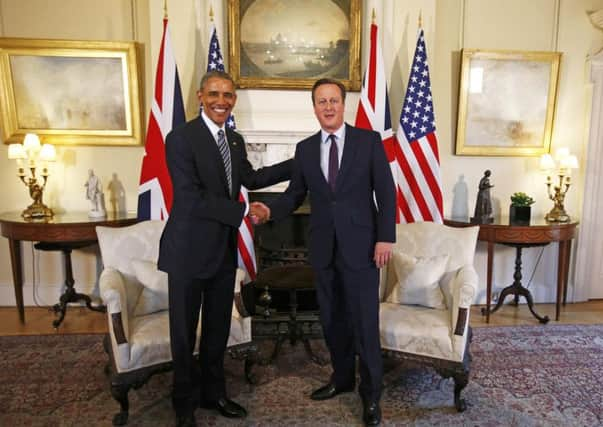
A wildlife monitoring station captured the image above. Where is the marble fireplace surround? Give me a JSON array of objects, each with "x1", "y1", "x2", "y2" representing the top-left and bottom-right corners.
[{"x1": 240, "y1": 129, "x2": 313, "y2": 192}]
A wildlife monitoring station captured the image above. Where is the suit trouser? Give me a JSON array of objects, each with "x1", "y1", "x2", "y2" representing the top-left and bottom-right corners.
[
  {"x1": 313, "y1": 250, "x2": 383, "y2": 403},
  {"x1": 168, "y1": 250, "x2": 236, "y2": 416}
]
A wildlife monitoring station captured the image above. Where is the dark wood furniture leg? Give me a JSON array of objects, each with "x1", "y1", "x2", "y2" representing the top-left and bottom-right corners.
[
  {"x1": 488, "y1": 245, "x2": 550, "y2": 324},
  {"x1": 557, "y1": 240, "x2": 570, "y2": 320},
  {"x1": 34, "y1": 241, "x2": 106, "y2": 328},
  {"x1": 7, "y1": 238, "x2": 25, "y2": 324},
  {"x1": 481, "y1": 241, "x2": 494, "y2": 323}
]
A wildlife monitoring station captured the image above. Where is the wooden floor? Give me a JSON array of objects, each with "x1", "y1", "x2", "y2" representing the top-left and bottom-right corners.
[{"x1": 0, "y1": 301, "x2": 602, "y2": 336}]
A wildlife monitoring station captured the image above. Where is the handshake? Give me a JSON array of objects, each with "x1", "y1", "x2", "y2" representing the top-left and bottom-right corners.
[{"x1": 249, "y1": 201, "x2": 271, "y2": 225}]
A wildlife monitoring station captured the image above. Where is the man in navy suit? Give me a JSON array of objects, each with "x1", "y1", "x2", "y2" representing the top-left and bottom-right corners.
[
  {"x1": 158, "y1": 70, "x2": 292, "y2": 427},
  {"x1": 254, "y1": 78, "x2": 396, "y2": 426}
]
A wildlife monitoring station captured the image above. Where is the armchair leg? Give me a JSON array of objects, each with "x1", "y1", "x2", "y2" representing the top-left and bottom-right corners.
[
  {"x1": 110, "y1": 381, "x2": 130, "y2": 426},
  {"x1": 452, "y1": 372, "x2": 468, "y2": 412}
]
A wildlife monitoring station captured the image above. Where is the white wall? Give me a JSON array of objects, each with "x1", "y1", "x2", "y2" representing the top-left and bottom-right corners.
[{"x1": 1, "y1": 0, "x2": 602, "y2": 307}]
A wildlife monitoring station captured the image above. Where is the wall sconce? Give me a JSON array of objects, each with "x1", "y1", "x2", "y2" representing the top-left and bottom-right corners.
[
  {"x1": 7, "y1": 133, "x2": 56, "y2": 219},
  {"x1": 539, "y1": 147, "x2": 578, "y2": 223}
]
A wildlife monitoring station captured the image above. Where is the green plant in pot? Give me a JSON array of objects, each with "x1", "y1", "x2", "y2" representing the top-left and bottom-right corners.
[{"x1": 510, "y1": 192, "x2": 535, "y2": 225}]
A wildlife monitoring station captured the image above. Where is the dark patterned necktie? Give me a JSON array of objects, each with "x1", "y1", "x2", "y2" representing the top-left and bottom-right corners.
[
  {"x1": 328, "y1": 134, "x2": 338, "y2": 192},
  {"x1": 217, "y1": 129, "x2": 232, "y2": 193}
]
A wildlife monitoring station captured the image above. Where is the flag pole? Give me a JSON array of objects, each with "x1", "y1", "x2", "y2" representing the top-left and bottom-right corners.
[
  {"x1": 418, "y1": 11, "x2": 422, "y2": 29},
  {"x1": 210, "y1": 4, "x2": 214, "y2": 22},
  {"x1": 372, "y1": 8, "x2": 376, "y2": 24},
  {"x1": 164, "y1": 0, "x2": 168, "y2": 19}
]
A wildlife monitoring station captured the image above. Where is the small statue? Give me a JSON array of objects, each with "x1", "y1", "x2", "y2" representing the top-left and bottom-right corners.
[
  {"x1": 471, "y1": 170, "x2": 494, "y2": 224},
  {"x1": 85, "y1": 169, "x2": 106, "y2": 218}
]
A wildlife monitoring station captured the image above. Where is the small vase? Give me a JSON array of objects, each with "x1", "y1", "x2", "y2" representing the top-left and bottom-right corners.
[{"x1": 510, "y1": 205, "x2": 531, "y2": 225}]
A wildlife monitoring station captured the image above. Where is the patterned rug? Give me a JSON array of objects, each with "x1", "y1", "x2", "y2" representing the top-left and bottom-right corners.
[{"x1": 1, "y1": 324, "x2": 602, "y2": 426}]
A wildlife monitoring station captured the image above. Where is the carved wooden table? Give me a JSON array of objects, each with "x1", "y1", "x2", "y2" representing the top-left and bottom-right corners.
[
  {"x1": 0, "y1": 211, "x2": 138, "y2": 326},
  {"x1": 445, "y1": 218, "x2": 578, "y2": 323}
]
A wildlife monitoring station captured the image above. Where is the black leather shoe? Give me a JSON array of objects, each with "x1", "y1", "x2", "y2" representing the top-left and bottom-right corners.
[
  {"x1": 175, "y1": 412, "x2": 196, "y2": 427},
  {"x1": 200, "y1": 397, "x2": 247, "y2": 418},
  {"x1": 310, "y1": 382, "x2": 355, "y2": 401},
  {"x1": 362, "y1": 401, "x2": 382, "y2": 426}
]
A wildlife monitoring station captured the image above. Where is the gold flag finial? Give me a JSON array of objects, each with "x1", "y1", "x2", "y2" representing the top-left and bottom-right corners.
[
  {"x1": 418, "y1": 11, "x2": 423, "y2": 29},
  {"x1": 372, "y1": 8, "x2": 376, "y2": 24},
  {"x1": 163, "y1": 0, "x2": 168, "y2": 19},
  {"x1": 210, "y1": 5, "x2": 214, "y2": 22}
]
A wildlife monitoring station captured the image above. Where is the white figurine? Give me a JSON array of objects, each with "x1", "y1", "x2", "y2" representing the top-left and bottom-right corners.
[{"x1": 85, "y1": 169, "x2": 106, "y2": 218}]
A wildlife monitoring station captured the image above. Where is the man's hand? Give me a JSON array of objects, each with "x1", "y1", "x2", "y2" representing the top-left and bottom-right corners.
[
  {"x1": 249, "y1": 202, "x2": 271, "y2": 225},
  {"x1": 373, "y1": 242, "x2": 393, "y2": 268}
]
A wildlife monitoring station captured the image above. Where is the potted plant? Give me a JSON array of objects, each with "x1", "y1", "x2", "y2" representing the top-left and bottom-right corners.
[{"x1": 510, "y1": 192, "x2": 535, "y2": 225}]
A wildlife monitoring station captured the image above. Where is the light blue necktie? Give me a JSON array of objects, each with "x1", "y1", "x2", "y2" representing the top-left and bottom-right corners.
[{"x1": 217, "y1": 129, "x2": 232, "y2": 193}]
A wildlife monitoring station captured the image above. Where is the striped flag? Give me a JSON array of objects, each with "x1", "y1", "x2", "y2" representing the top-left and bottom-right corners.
[
  {"x1": 137, "y1": 17, "x2": 185, "y2": 220},
  {"x1": 206, "y1": 22, "x2": 257, "y2": 282},
  {"x1": 354, "y1": 20, "x2": 399, "y2": 222},
  {"x1": 393, "y1": 28, "x2": 443, "y2": 223}
]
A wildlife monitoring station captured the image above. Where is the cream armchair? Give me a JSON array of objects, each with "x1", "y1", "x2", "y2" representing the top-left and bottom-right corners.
[
  {"x1": 379, "y1": 222, "x2": 479, "y2": 412},
  {"x1": 96, "y1": 220, "x2": 254, "y2": 426}
]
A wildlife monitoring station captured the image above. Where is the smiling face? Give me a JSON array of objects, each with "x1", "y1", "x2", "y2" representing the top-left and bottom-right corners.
[
  {"x1": 197, "y1": 76, "x2": 237, "y2": 126},
  {"x1": 312, "y1": 83, "x2": 345, "y2": 133}
]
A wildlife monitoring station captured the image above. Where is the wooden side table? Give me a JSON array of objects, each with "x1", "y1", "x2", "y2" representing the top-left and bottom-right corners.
[
  {"x1": 0, "y1": 211, "x2": 138, "y2": 326},
  {"x1": 445, "y1": 218, "x2": 578, "y2": 323}
]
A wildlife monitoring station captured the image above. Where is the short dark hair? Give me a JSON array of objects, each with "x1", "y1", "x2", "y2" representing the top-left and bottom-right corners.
[
  {"x1": 199, "y1": 70, "x2": 236, "y2": 91},
  {"x1": 311, "y1": 78, "x2": 346, "y2": 105}
]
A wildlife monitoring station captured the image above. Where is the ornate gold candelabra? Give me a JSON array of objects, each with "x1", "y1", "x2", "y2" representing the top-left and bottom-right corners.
[
  {"x1": 540, "y1": 149, "x2": 578, "y2": 223},
  {"x1": 8, "y1": 134, "x2": 56, "y2": 219}
]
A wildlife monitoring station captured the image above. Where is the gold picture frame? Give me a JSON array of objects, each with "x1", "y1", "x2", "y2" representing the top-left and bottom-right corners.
[
  {"x1": 228, "y1": 0, "x2": 362, "y2": 90},
  {"x1": 455, "y1": 49, "x2": 561, "y2": 156},
  {"x1": 0, "y1": 37, "x2": 142, "y2": 146}
]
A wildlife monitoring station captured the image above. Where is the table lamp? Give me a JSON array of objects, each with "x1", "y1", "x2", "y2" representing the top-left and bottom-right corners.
[
  {"x1": 539, "y1": 147, "x2": 578, "y2": 223},
  {"x1": 7, "y1": 133, "x2": 56, "y2": 219}
]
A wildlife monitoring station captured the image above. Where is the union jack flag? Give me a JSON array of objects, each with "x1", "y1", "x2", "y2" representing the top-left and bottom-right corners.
[
  {"x1": 354, "y1": 20, "x2": 399, "y2": 222},
  {"x1": 393, "y1": 29, "x2": 443, "y2": 223},
  {"x1": 206, "y1": 22, "x2": 257, "y2": 281},
  {"x1": 137, "y1": 18, "x2": 185, "y2": 220}
]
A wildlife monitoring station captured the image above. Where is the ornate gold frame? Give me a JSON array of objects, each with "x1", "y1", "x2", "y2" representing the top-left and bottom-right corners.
[
  {"x1": 0, "y1": 38, "x2": 142, "y2": 146},
  {"x1": 455, "y1": 49, "x2": 561, "y2": 156},
  {"x1": 228, "y1": 0, "x2": 362, "y2": 90}
]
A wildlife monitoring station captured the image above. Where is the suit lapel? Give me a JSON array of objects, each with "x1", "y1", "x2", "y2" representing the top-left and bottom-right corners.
[
  {"x1": 336, "y1": 123, "x2": 359, "y2": 191},
  {"x1": 308, "y1": 131, "x2": 331, "y2": 192},
  {"x1": 193, "y1": 117, "x2": 231, "y2": 197}
]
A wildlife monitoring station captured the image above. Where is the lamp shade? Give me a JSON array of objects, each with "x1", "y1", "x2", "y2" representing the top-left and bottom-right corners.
[
  {"x1": 560, "y1": 154, "x2": 578, "y2": 170},
  {"x1": 8, "y1": 143, "x2": 26, "y2": 160},
  {"x1": 23, "y1": 133, "x2": 41, "y2": 153},
  {"x1": 539, "y1": 154, "x2": 555, "y2": 170},
  {"x1": 39, "y1": 144, "x2": 56, "y2": 161}
]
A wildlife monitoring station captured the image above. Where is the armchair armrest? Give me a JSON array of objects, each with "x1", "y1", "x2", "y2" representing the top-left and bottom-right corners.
[
  {"x1": 99, "y1": 267, "x2": 131, "y2": 371},
  {"x1": 450, "y1": 264, "x2": 478, "y2": 358}
]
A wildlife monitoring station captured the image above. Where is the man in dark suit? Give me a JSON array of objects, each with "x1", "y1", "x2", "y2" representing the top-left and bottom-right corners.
[
  {"x1": 254, "y1": 78, "x2": 396, "y2": 426},
  {"x1": 158, "y1": 70, "x2": 292, "y2": 427}
]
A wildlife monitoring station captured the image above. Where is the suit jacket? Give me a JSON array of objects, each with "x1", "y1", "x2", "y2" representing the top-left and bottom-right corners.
[
  {"x1": 270, "y1": 124, "x2": 396, "y2": 270},
  {"x1": 158, "y1": 116, "x2": 292, "y2": 278}
]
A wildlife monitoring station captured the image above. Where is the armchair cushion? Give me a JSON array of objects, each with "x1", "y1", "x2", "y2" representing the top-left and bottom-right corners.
[
  {"x1": 380, "y1": 302, "x2": 452, "y2": 359},
  {"x1": 386, "y1": 252, "x2": 448, "y2": 309},
  {"x1": 131, "y1": 259, "x2": 169, "y2": 316}
]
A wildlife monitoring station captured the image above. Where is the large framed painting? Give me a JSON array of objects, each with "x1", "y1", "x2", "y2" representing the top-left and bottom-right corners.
[
  {"x1": 0, "y1": 38, "x2": 142, "y2": 146},
  {"x1": 455, "y1": 49, "x2": 561, "y2": 156},
  {"x1": 228, "y1": 0, "x2": 362, "y2": 90}
]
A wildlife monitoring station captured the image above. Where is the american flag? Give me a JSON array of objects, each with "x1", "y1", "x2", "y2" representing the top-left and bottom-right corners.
[
  {"x1": 393, "y1": 29, "x2": 443, "y2": 223},
  {"x1": 206, "y1": 22, "x2": 257, "y2": 281},
  {"x1": 137, "y1": 18, "x2": 185, "y2": 220},
  {"x1": 354, "y1": 20, "x2": 400, "y2": 222}
]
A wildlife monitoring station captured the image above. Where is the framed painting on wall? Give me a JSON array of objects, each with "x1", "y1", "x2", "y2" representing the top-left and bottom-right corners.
[
  {"x1": 227, "y1": 0, "x2": 362, "y2": 90},
  {"x1": 455, "y1": 49, "x2": 561, "y2": 156},
  {"x1": 0, "y1": 38, "x2": 142, "y2": 146}
]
